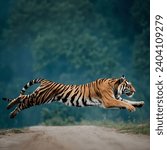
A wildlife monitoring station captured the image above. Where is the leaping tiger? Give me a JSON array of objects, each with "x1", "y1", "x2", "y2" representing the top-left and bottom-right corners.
[{"x1": 2, "y1": 75, "x2": 144, "y2": 118}]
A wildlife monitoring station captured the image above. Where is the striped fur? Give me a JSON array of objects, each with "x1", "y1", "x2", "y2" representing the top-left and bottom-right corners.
[{"x1": 2, "y1": 76, "x2": 144, "y2": 118}]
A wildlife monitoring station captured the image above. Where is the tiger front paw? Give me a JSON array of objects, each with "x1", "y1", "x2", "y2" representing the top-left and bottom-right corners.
[
  {"x1": 138, "y1": 101, "x2": 144, "y2": 107},
  {"x1": 127, "y1": 105, "x2": 136, "y2": 112}
]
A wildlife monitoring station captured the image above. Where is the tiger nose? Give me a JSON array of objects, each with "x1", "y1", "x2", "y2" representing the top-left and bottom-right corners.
[{"x1": 133, "y1": 88, "x2": 136, "y2": 93}]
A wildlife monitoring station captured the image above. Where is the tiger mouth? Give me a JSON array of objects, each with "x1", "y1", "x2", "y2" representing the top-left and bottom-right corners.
[{"x1": 126, "y1": 92, "x2": 134, "y2": 97}]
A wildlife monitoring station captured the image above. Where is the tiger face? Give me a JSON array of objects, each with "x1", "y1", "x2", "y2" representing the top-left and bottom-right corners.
[
  {"x1": 116, "y1": 75, "x2": 136, "y2": 99},
  {"x1": 123, "y1": 81, "x2": 136, "y2": 97}
]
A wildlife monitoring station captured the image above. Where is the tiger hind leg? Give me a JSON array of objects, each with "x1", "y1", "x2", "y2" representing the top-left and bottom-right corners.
[
  {"x1": 3, "y1": 96, "x2": 22, "y2": 110},
  {"x1": 8, "y1": 94, "x2": 39, "y2": 118},
  {"x1": 3, "y1": 95, "x2": 27, "y2": 118},
  {"x1": 9, "y1": 105, "x2": 22, "y2": 118},
  {"x1": 6, "y1": 95, "x2": 24, "y2": 110},
  {"x1": 2, "y1": 98, "x2": 13, "y2": 102}
]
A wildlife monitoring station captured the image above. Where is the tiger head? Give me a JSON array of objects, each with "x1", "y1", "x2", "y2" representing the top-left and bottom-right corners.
[{"x1": 115, "y1": 75, "x2": 136, "y2": 98}]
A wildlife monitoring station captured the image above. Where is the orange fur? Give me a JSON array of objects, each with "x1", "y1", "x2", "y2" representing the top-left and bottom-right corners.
[{"x1": 3, "y1": 77, "x2": 144, "y2": 118}]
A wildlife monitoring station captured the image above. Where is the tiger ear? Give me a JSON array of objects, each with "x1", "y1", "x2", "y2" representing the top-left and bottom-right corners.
[
  {"x1": 119, "y1": 78, "x2": 124, "y2": 84},
  {"x1": 122, "y1": 75, "x2": 125, "y2": 79},
  {"x1": 119, "y1": 75, "x2": 126, "y2": 83},
  {"x1": 116, "y1": 77, "x2": 124, "y2": 85}
]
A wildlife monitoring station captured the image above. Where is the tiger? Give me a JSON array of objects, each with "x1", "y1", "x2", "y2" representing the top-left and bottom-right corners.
[{"x1": 2, "y1": 75, "x2": 144, "y2": 118}]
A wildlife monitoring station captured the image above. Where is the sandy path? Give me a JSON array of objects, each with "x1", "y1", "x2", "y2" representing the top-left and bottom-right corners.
[{"x1": 0, "y1": 126, "x2": 149, "y2": 150}]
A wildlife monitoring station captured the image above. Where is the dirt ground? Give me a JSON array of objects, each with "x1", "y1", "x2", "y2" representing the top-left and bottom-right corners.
[{"x1": 0, "y1": 126, "x2": 149, "y2": 150}]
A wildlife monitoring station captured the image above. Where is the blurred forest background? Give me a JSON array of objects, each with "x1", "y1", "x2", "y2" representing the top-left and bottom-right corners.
[{"x1": 0, "y1": 0, "x2": 149, "y2": 128}]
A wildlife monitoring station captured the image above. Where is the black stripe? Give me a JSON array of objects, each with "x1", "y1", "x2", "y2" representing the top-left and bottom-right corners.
[
  {"x1": 88, "y1": 84, "x2": 93, "y2": 102},
  {"x1": 39, "y1": 82, "x2": 55, "y2": 92},
  {"x1": 82, "y1": 85, "x2": 86, "y2": 106},
  {"x1": 94, "y1": 88, "x2": 102, "y2": 99},
  {"x1": 24, "y1": 84, "x2": 28, "y2": 89},
  {"x1": 52, "y1": 83, "x2": 61, "y2": 89},
  {"x1": 62, "y1": 90, "x2": 72, "y2": 103},
  {"x1": 36, "y1": 78, "x2": 42, "y2": 82},
  {"x1": 27, "y1": 95, "x2": 33, "y2": 107},
  {"x1": 76, "y1": 92, "x2": 82, "y2": 107},
  {"x1": 35, "y1": 82, "x2": 54, "y2": 104},
  {"x1": 21, "y1": 89, "x2": 25, "y2": 94},
  {"x1": 70, "y1": 87, "x2": 79, "y2": 106},
  {"x1": 63, "y1": 85, "x2": 71, "y2": 93},
  {"x1": 55, "y1": 84, "x2": 65, "y2": 93},
  {"x1": 43, "y1": 84, "x2": 64, "y2": 101},
  {"x1": 56, "y1": 93, "x2": 64, "y2": 101},
  {"x1": 55, "y1": 85, "x2": 69, "y2": 101},
  {"x1": 44, "y1": 84, "x2": 64, "y2": 101},
  {"x1": 37, "y1": 83, "x2": 53, "y2": 104},
  {"x1": 20, "y1": 78, "x2": 43, "y2": 95},
  {"x1": 58, "y1": 85, "x2": 70, "y2": 95},
  {"x1": 35, "y1": 88, "x2": 49, "y2": 105},
  {"x1": 29, "y1": 80, "x2": 33, "y2": 86},
  {"x1": 70, "y1": 93, "x2": 78, "y2": 106},
  {"x1": 41, "y1": 83, "x2": 57, "y2": 103},
  {"x1": 49, "y1": 85, "x2": 66, "y2": 101}
]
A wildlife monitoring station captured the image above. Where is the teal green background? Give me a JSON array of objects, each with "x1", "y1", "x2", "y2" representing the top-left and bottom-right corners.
[{"x1": 0, "y1": 0, "x2": 149, "y2": 128}]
